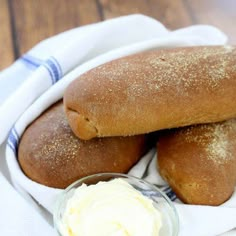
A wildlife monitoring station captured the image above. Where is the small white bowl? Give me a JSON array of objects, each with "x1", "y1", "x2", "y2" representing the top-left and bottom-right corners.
[{"x1": 54, "y1": 173, "x2": 179, "y2": 236}]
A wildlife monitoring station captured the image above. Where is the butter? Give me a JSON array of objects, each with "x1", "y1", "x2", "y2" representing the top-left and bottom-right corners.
[{"x1": 60, "y1": 178, "x2": 162, "y2": 236}]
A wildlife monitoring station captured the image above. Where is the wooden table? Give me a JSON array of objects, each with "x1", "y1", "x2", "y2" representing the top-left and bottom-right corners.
[{"x1": 1, "y1": 0, "x2": 235, "y2": 70}]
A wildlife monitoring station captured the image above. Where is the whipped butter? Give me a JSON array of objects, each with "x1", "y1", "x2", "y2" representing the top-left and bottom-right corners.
[{"x1": 60, "y1": 178, "x2": 162, "y2": 236}]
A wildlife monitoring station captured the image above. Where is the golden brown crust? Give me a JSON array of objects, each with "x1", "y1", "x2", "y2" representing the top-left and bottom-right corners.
[
  {"x1": 64, "y1": 45, "x2": 236, "y2": 140},
  {"x1": 157, "y1": 119, "x2": 236, "y2": 205},
  {"x1": 18, "y1": 101, "x2": 147, "y2": 189}
]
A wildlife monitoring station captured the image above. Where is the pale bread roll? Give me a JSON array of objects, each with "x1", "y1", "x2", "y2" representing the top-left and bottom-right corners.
[
  {"x1": 64, "y1": 46, "x2": 236, "y2": 140},
  {"x1": 157, "y1": 119, "x2": 236, "y2": 205}
]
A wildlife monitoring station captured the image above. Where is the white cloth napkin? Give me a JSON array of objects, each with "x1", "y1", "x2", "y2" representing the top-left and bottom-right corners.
[{"x1": 0, "y1": 14, "x2": 235, "y2": 236}]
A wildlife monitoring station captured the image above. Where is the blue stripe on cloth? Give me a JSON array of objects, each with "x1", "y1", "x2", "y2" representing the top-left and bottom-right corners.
[
  {"x1": 43, "y1": 58, "x2": 60, "y2": 83},
  {"x1": 172, "y1": 195, "x2": 177, "y2": 201},
  {"x1": 21, "y1": 55, "x2": 42, "y2": 69},
  {"x1": 42, "y1": 62, "x2": 56, "y2": 84},
  {"x1": 141, "y1": 189, "x2": 161, "y2": 197},
  {"x1": 161, "y1": 185, "x2": 171, "y2": 193},
  {"x1": 7, "y1": 141, "x2": 16, "y2": 154},
  {"x1": 7, "y1": 127, "x2": 19, "y2": 155},
  {"x1": 12, "y1": 127, "x2": 19, "y2": 141},
  {"x1": 135, "y1": 185, "x2": 176, "y2": 202},
  {"x1": 50, "y1": 56, "x2": 63, "y2": 79},
  {"x1": 164, "y1": 187, "x2": 173, "y2": 194},
  {"x1": 20, "y1": 54, "x2": 63, "y2": 84},
  {"x1": 161, "y1": 186, "x2": 177, "y2": 201},
  {"x1": 166, "y1": 190, "x2": 177, "y2": 201}
]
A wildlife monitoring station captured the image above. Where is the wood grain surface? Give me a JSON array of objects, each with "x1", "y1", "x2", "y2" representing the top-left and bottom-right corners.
[
  {"x1": 100, "y1": 0, "x2": 193, "y2": 29},
  {"x1": 0, "y1": 0, "x2": 235, "y2": 70},
  {"x1": 0, "y1": 0, "x2": 14, "y2": 69}
]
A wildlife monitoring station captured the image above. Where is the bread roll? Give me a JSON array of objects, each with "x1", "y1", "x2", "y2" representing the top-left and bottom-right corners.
[
  {"x1": 64, "y1": 46, "x2": 236, "y2": 140},
  {"x1": 18, "y1": 101, "x2": 147, "y2": 189},
  {"x1": 157, "y1": 119, "x2": 236, "y2": 205}
]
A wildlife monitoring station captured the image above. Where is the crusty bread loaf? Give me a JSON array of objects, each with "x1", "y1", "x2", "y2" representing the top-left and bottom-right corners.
[
  {"x1": 157, "y1": 119, "x2": 236, "y2": 206},
  {"x1": 64, "y1": 45, "x2": 236, "y2": 140},
  {"x1": 18, "y1": 101, "x2": 147, "y2": 189}
]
